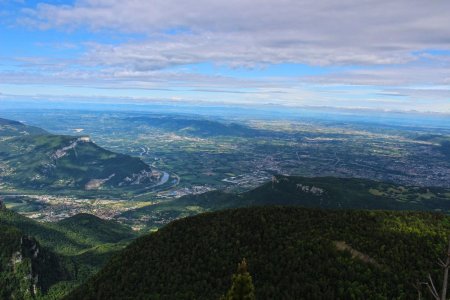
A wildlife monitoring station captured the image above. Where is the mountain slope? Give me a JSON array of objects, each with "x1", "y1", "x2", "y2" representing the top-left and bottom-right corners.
[
  {"x1": 0, "y1": 118, "x2": 48, "y2": 137},
  {"x1": 121, "y1": 175, "x2": 450, "y2": 228},
  {"x1": 0, "y1": 118, "x2": 154, "y2": 194},
  {"x1": 127, "y1": 115, "x2": 262, "y2": 137},
  {"x1": 0, "y1": 207, "x2": 137, "y2": 299},
  {"x1": 57, "y1": 213, "x2": 136, "y2": 244},
  {"x1": 0, "y1": 207, "x2": 137, "y2": 256},
  {"x1": 67, "y1": 206, "x2": 450, "y2": 299},
  {"x1": 242, "y1": 175, "x2": 450, "y2": 210},
  {"x1": 0, "y1": 224, "x2": 68, "y2": 300}
]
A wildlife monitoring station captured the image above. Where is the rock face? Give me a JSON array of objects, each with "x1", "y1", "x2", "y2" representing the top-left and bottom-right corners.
[
  {"x1": 51, "y1": 136, "x2": 91, "y2": 160},
  {"x1": 10, "y1": 236, "x2": 42, "y2": 298},
  {"x1": 296, "y1": 183, "x2": 324, "y2": 195},
  {"x1": 1, "y1": 229, "x2": 68, "y2": 299}
]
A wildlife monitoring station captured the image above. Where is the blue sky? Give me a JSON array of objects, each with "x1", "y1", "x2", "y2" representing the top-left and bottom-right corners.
[{"x1": 1, "y1": 0, "x2": 450, "y2": 113}]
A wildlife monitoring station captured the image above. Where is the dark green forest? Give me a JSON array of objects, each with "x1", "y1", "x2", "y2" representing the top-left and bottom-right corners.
[
  {"x1": 68, "y1": 207, "x2": 450, "y2": 299},
  {"x1": 0, "y1": 207, "x2": 136, "y2": 299}
]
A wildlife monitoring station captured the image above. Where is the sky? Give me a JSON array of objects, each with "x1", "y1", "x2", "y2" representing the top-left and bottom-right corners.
[{"x1": 1, "y1": 0, "x2": 450, "y2": 113}]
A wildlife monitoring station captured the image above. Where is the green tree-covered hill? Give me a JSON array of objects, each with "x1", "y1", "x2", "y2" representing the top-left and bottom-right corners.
[
  {"x1": 68, "y1": 206, "x2": 450, "y2": 299},
  {"x1": 0, "y1": 118, "x2": 155, "y2": 194},
  {"x1": 0, "y1": 207, "x2": 137, "y2": 299},
  {"x1": 121, "y1": 175, "x2": 450, "y2": 229},
  {"x1": 57, "y1": 213, "x2": 136, "y2": 245}
]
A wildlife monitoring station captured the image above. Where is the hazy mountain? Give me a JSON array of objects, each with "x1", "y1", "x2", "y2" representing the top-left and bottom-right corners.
[
  {"x1": 126, "y1": 115, "x2": 263, "y2": 137},
  {"x1": 0, "y1": 118, "x2": 48, "y2": 137}
]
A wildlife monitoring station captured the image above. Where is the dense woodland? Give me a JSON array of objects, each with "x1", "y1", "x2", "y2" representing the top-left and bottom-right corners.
[
  {"x1": 68, "y1": 206, "x2": 450, "y2": 299},
  {"x1": 0, "y1": 207, "x2": 136, "y2": 299}
]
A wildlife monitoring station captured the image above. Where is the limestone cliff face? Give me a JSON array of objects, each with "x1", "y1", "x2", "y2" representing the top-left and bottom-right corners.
[
  {"x1": 10, "y1": 236, "x2": 42, "y2": 298},
  {"x1": 2, "y1": 232, "x2": 68, "y2": 299},
  {"x1": 22, "y1": 236, "x2": 41, "y2": 297}
]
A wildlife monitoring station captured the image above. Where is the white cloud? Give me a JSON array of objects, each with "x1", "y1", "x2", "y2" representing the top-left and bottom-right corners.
[
  {"x1": 302, "y1": 61, "x2": 450, "y2": 86},
  {"x1": 21, "y1": 0, "x2": 450, "y2": 67},
  {"x1": 0, "y1": 0, "x2": 448, "y2": 112}
]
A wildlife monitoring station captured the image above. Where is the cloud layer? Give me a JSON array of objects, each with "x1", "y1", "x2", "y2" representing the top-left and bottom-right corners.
[
  {"x1": 0, "y1": 0, "x2": 449, "y2": 112},
  {"x1": 24, "y1": 0, "x2": 450, "y2": 67}
]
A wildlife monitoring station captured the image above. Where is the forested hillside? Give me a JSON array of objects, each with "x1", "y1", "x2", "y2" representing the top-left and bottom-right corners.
[
  {"x1": 0, "y1": 118, "x2": 155, "y2": 194},
  {"x1": 0, "y1": 118, "x2": 48, "y2": 136},
  {"x1": 0, "y1": 224, "x2": 67, "y2": 300},
  {"x1": 0, "y1": 207, "x2": 136, "y2": 299},
  {"x1": 68, "y1": 207, "x2": 450, "y2": 299},
  {"x1": 121, "y1": 175, "x2": 450, "y2": 229}
]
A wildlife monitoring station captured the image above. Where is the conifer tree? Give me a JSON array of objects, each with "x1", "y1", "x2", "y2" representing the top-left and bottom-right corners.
[{"x1": 222, "y1": 258, "x2": 255, "y2": 300}]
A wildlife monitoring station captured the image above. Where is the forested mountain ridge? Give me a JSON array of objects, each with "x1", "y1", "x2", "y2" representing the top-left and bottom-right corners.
[
  {"x1": 56, "y1": 213, "x2": 136, "y2": 244},
  {"x1": 68, "y1": 206, "x2": 450, "y2": 299},
  {"x1": 121, "y1": 175, "x2": 450, "y2": 229},
  {"x1": 0, "y1": 207, "x2": 137, "y2": 299},
  {"x1": 0, "y1": 118, "x2": 155, "y2": 193}
]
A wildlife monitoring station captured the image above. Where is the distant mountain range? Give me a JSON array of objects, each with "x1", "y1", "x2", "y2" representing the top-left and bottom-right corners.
[
  {"x1": 126, "y1": 115, "x2": 264, "y2": 137},
  {"x1": 0, "y1": 118, "x2": 155, "y2": 194}
]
